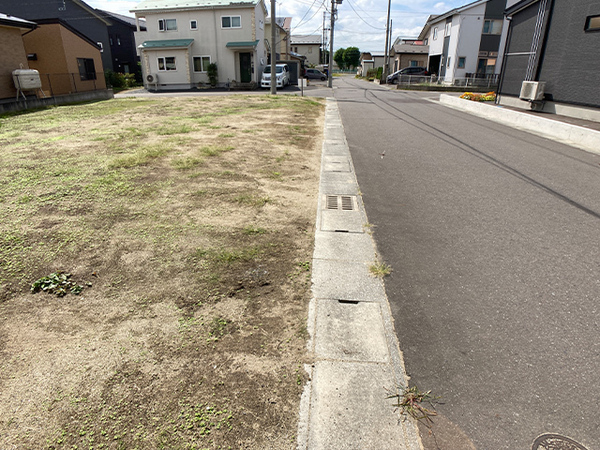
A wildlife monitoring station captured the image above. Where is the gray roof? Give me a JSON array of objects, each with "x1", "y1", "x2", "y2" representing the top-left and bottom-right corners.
[
  {"x1": 290, "y1": 34, "x2": 321, "y2": 45},
  {"x1": 392, "y1": 43, "x2": 429, "y2": 54},
  {"x1": 98, "y1": 10, "x2": 145, "y2": 28},
  {"x1": 132, "y1": 0, "x2": 257, "y2": 11},
  {"x1": 0, "y1": 12, "x2": 37, "y2": 28}
]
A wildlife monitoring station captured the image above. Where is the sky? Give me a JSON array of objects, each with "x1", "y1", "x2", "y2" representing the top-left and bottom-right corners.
[{"x1": 85, "y1": 0, "x2": 475, "y2": 53}]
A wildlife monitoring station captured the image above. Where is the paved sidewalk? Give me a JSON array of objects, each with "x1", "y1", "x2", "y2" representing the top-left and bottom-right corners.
[{"x1": 296, "y1": 99, "x2": 422, "y2": 450}]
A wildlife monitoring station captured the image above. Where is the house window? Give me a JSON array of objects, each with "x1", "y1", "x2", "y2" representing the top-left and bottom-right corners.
[
  {"x1": 158, "y1": 56, "x2": 176, "y2": 71},
  {"x1": 433, "y1": 27, "x2": 438, "y2": 40},
  {"x1": 190, "y1": 20, "x2": 198, "y2": 30},
  {"x1": 109, "y1": 36, "x2": 113, "y2": 45},
  {"x1": 158, "y1": 18, "x2": 177, "y2": 31},
  {"x1": 477, "y1": 58, "x2": 496, "y2": 75},
  {"x1": 444, "y1": 22, "x2": 451, "y2": 36},
  {"x1": 457, "y1": 57, "x2": 466, "y2": 68},
  {"x1": 221, "y1": 16, "x2": 241, "y2": 28},
  {"x1": 447, "y1": 56, "x2": 451, "y2": 68},
  {"x1": 483, "y1": 19, "x2": 502, "y2": 35},
  {"x1": 410, "y1": 60, "x2": 419, "y2": 67},
  {"x1": 77, "y1": 58, "x2": 97, "y2": 80},
  {"x1": 193, "y1": 56, "x2": 211, "y2": 72},
  {"x1": 116, "y1": 35, "x2": 121, "y2": 45},
  {"x1": 585, "y1": 15, "x2": 600, "y2": 31}
]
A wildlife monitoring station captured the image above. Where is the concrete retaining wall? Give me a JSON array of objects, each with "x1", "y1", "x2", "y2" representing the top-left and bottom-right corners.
[
  {"x1": 0, "y1": 89, "x2": 114, "y2": 114},
  {"x1": 439, "y1": 94, "x2": 600, "y2": 155}
]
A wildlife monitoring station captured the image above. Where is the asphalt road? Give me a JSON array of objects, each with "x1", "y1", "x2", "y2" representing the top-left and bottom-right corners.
[{"x1": 334, "y1": 76, "x2": 600, "y2": 450}]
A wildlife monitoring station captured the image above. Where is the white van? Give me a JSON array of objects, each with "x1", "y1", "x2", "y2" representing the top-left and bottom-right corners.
[{"x1": 261, "y1": 64, "x2": 290, "y2": 88}]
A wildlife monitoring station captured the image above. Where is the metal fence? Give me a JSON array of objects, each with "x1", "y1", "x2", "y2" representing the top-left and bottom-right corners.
[
  {"x1": 396, "y1": 73, "x2": 499, "y2": 89},
  {"x1": 1, "y1": 72, "x2": 107, "y2": 100}
]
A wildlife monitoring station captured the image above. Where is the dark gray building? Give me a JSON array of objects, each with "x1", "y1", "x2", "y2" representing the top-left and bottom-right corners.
[
  {"x1": 0, "y1": 0, "x2": 114, "y2": 72},
  {"x1": 98, "y1": 10, "x2": 146, "y2": 80},
  {"x1": 498, "y1": 0, "x2": 600, "y2": 114}
]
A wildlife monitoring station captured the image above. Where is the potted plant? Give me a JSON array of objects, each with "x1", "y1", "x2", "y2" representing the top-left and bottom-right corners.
[{"x1": 207, "y1": 63, "x2": 218, "y2": 87}]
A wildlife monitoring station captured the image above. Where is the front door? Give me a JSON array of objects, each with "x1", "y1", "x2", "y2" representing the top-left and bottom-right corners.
[{"x1": 240, "y1": 52, "x2": 252, "y2": 83}]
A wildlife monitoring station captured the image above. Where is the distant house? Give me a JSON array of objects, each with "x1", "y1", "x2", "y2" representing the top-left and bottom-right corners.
[
  {"x1": 0, "y1": 0, "x2": 114, "y2": 72},
  {"x1": 418, "y1": 0, "x2": 510, "y2": 82},
  {"x1": 389, "y1": 39, "x2": 429, "y2": 73},
  {"x1": 265, "y1": 17, "x2": 290, "y2": 61},
  {"x1": 290, "y1": 35, "x2": 322, "y2": 66},
  {"x1": 22, "y1": 19, "x2": 107, "y2": 96},
  {"x1": 0, "y1": 12, "x2": 37, "y2": 101},
  {"x1": 497, "y1": 0, "x2": 600, "y2": 119},
  {"x1": 131, "y1": 0, "x2": 268, "y2": 89},
  {"x1": 99, "y1": 10, "x2": 146, "y2": 78}
]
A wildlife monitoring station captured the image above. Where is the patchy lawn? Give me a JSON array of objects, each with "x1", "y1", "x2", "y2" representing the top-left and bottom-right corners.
[{"x1": 0, "y1": 95, "x2": 324, "y2": 449}]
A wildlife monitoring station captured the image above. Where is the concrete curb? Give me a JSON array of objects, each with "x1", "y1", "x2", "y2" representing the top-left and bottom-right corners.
[
  {"x1": 297, "y1": 98, "x2": 422, "y2": 450},
  {"x1": 439, "y1": 94, "x2": 600, "y2": 155}
]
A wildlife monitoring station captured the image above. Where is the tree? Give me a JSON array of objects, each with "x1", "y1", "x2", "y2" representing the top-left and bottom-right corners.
[
  {"x1": 343, "y1": 47, "x2": 360, "y2": 70},
  {"x1": 334, "y1": 48, "x2": 346, "y2": 70}
]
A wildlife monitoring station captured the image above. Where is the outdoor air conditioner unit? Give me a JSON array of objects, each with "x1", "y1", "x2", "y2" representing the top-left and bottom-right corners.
[
  {"x1": 519, "y1": 81, "x2": 545, "y2": 101},
  {"x1": 146, "y1": 73, "x2": 159, "y2": 84}
]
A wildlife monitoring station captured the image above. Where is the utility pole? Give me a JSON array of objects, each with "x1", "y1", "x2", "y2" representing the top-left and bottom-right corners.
[
  {"x1": 327, "y1": 0, "x2": 342, "y2": 88},
  {"x1": 270, "y1": 0, "x2": 277, "y2": 94},
  {"x1": 382, "y1": 0, "x2": 391, "y2": 82}
]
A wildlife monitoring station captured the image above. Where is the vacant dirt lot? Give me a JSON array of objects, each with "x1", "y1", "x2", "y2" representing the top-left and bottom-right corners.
[{"x1": 0, "y1": 95, "x2": 324, "y2": 449}]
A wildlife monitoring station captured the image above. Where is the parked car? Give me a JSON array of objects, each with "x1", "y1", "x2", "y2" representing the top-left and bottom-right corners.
[
  {"x1": 387, "y1": 67, "x2": 430, "y2": 84},
  {"x1": 305, "y1": 68, "x2": 327, "y2": 81},
  {"x1": 261, "y1": 64, "x2": 290, "y2": 88}
]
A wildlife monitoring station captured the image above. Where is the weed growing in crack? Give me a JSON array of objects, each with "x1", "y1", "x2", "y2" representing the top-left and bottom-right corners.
[
  {"x1": 369, "y1": 261, "x2": 392, "y2": 278},
  {"x1": 387, "y1": 385, "x2": 441, "y2": 427}
]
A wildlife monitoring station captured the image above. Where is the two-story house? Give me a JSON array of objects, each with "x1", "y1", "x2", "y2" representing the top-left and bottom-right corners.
[
  {"x1": 0, "y1": 0, "x2": 114, "y2": 73},
  {"x1": 131, "y1": 0, "x2": 268, "y2": 90},
  {"x1": 290, "y1": 35, "x2": 322, "y2": 67},
  {"x1": 99, "y1": 10, "x2": 146, "y2": 79},
  {"x1": 497, "y1": 0, "x2": 600, "y2": 119},
  {"x1": 0, "y1": 12, "x2": 37, "y2": 101},
  {"x1": 389, "y1": 39, "x2": 429, "y2": 73},
  {"x1": 418, "y1": 0, "x2": 512, "y2": 83}
]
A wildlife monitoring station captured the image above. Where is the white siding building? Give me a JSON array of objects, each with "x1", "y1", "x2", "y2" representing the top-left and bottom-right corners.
[
  {"x1": 131, "y1": 0, "x2": 268, "y2": 89},
  {"x1": 418, "y1": 0, "x2": 513, "y2": 84}
]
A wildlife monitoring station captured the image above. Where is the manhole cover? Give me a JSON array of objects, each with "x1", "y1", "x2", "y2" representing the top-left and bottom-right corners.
[{"x1": 532, "y1": 434, "x2": 589, "y2": 450}]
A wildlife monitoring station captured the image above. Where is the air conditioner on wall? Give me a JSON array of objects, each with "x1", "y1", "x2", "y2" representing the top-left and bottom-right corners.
[
  {"x1": 146, "y1": 73, "x2": 159, "y2": 84},
  {"x1": 519, "y1": 81, "x2": 545, "y2": 101}
]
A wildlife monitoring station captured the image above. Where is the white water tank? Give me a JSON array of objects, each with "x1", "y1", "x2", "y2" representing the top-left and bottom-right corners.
[{"x1": 12, "y1": 69, "x2": 42, "y2": 90}]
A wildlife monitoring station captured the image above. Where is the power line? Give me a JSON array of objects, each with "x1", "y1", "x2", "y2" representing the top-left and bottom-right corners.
[
  {"x1": 291, "y1": 0, "x2": 327, "y2": 31},
  {"x1": 344, "y1": 0, "x2": 385, "y2": 30}
]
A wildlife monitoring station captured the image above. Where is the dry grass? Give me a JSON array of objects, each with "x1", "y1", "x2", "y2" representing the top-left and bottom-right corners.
[{"x1": 0, "y1": 95, "x2": 324, "y2": 449}]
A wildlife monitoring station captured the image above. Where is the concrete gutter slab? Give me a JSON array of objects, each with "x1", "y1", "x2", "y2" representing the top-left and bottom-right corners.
[
  {"x1": 306, "y1": 360, "x2": 411, "y2": 450},
  {"x1": 320, "y1": 210, "x2": 365, "y2": 232},
  {"x1": 313, "y1": 231, "x2": 375, "y2": 261},
  {"x1": 311, "y1": 260, "x2": 387, "y2": 302},
  {"x1": 298, "y1": 98, "x2": 421, "y2": 450},
  {"x1": 314, "y1": 300, "x2": 390, "y2": 362}
]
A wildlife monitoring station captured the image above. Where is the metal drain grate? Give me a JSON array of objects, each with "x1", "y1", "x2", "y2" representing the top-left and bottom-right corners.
[
  {"x1": 532, "y1": 434, "x2": 589, "y2": 450},
  {"x1": 325, "y1": 195, "x2": 355, "y2": 211}
]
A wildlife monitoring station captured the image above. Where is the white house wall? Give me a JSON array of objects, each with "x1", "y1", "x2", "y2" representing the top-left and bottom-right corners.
[
  {"x1": 452, "y1": 4, "x2": 486, "y2": 80},
  {"x1": 427, "y1": 24, "x2": 444, "y2": 56}
]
